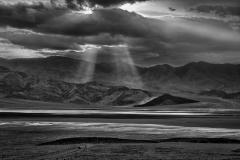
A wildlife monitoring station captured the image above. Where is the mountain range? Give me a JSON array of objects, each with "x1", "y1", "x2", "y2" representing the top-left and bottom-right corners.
[
  {"x1": 0, "y1": 66, "x2": 152, "y2": 106},
  {"x1": 199, "y1": 90, "x2": 240, "y2": 99},
  {"x1": 1, "y1": 56, "x2": 240, "y2": 93},
  {"x1": 135, "y1": 94, "x2": 199, "y2": 107}
]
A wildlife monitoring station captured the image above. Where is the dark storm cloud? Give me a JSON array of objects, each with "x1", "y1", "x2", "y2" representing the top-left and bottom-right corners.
[
  {"x1": 37, "y1": 8, "x2": 169, "y2": 38},
  {"x1": 189, "y1": 5, "x2": 240, "y2": 17},
  {"x1": 170, "y1": 0, "x2": 240, "y2": 7},
  {"x1": 0, "y1": 0, "x2": 240, "y2": 66},
  {"x1": 186, "y1": 4, "x2": 240, "y2": 31},
  {"x1": 1, "y1": 5, "x2": 239, "y2": 65},
  {"x1": 0, "y1": 1, "x2": 165, "y2": 38},
  {"x1": 65, "y1": 0, "x2": 151, "y2": 10},
  {"x1": 0, "y1": 1, "x2": 69, "y2": 29},
  {"x1": 0, "y1": 1, "x2": 169, "y2": 54},
  {"x1": 8, "y1": 34, "x2": 80, "y2": 50},
  {"x1": 6, "y1": 33, "x2": 125, "y2": 50}
]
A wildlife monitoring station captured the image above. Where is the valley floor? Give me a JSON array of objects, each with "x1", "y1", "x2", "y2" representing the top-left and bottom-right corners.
[{"x1": 1, "y1": 97, "x2": 240, "y2": 160}]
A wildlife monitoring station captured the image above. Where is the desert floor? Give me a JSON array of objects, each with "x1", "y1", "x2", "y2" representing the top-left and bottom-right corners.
[{"x1": 1, "y1": 97, "x2": 240, "y2": 160}]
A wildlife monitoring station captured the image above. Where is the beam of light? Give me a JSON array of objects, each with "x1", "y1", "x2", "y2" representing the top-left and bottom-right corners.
[
  {"x1": 77, "y1": 45, "x2": 100, "y2": 83},
  {"x1": 156, "y1": 17, "x2": 240, "y2": 43},
  {"x1": 112, "y1": 46, "x2": 143, "y2": 88},
  {"x1": 123, "y1": 48, "x2": 143, "y2": 88},
  {"x1": 113, "y1": 51, "x2": 125, "y2": 85}
]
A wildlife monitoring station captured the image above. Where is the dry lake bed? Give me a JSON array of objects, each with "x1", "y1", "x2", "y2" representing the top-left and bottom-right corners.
[{"x1": 1, "y1": 98, "x2": 240, "y2": 160}]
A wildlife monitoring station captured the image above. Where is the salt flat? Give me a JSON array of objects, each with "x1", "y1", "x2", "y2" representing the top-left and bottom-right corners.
[{"x1": 1, "y1": 97, "x2": 240, "y2": 159}]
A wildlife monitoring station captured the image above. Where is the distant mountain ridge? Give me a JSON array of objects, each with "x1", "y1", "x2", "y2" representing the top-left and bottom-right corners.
[
  {"x1": 199, "y1": 90, "x2": 240, "y2": 99},
  {"x1": 0, "y1": 66, "x2": 152, "y2": 106},
  {"x1": 1, "y1": 56, "x2": 240, "y2": 92},
  {"x1": 135, "y1": 94, "x2": 199, "y2": 107}
]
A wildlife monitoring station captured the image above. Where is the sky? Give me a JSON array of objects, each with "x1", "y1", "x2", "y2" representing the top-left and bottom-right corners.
[{"x1": 0, "y1": 0, "x2": 240, "y2": 66}]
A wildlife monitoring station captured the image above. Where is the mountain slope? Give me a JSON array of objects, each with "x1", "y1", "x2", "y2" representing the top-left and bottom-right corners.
[
  {"x1": 199, "y1": 90, "x2": 240, "y2": 99},
  {"x1": 0, "y1": 66, "x2": 152, "y2": 106},
  {"x1": 1, "y1": 57, "x2": 240, "y2": 92},
  {"x1": 0, "y1": 56, "x2": 96, "y2": 83},
  {"x1": 135, "y1": 94, "x2": 199, "y2": 107}
]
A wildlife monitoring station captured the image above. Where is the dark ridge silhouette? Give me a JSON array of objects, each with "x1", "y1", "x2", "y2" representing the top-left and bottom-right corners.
[
  {"x1": 38, "y1": 137, "x2": 156, "y2": 146},
  {"x1": 0, "y1": 66, "x2": 10, "y2": 71},
  {"x1": 38, "y1": 137, "x2": 240, "y2": 146},
  {"x1": 232, "y1": 149, "x2": 240, "y2": 153},
  {"x1": 135, "y1": 94, "x2": 199, "y2": 107},
  {"x1": 199, "y1": 90, "x2": 240, "y2": 99},
  {"x1": 158, "y1": 138, "x2": 240, "y2": 144},
  {"x1": 199, "y1": 90, "x2": 228, "y2": 98}
]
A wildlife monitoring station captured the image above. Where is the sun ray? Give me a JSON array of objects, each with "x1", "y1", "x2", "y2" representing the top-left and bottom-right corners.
[
  {"x1": 112, "y1": 46, "x2": 143, "y2": 88},
  {"x1": 113, "y1": 52, "x2": 122, "y2": 84},
  {"x1": 77, "y1": 45, "x2": 99, "y2": 83},
  {"x1": 123, "y1": 48, "x2": 143, "y2": 88}
]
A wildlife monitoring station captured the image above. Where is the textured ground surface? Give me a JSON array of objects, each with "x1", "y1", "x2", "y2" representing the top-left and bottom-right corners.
[
  {"x1": 0, "y1": 118, "x2": 240, "y2": 160},
  {"x1": 1, "y1": 97, "x2": 240, "y2": 160}
]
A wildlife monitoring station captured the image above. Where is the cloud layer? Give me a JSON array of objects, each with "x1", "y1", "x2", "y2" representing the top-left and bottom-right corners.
[
  {"x1": 190, "y1": 5, "x2": 240, "y2": 17},
  {"x1": 0, "y1": 0, "x2": 240, "y2": 66},
  {"x1": 65, "y1": 0, "x2": 151, "y2": 10}
]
